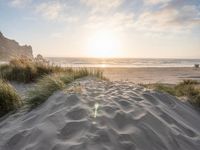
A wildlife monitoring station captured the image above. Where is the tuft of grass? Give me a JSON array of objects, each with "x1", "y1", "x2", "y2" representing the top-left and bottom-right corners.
[
  {"x1": 180, "y1": 79, "x2": 198, "y2": 85},
  {"x1": 143, "y1": 80, "x2": 200, "y2": 107},
  {"x1": 27, "y1": 68, "x2": 105, "y2": 108},
  {"x1": 27, "y1": 75, "x2": 64, "y2": 108},
  {"x1": 72, "y1": 68, "x2": 104, "y2": 79},
  {"x1": 144, "y1": 83, "x2": 176, "y2": 96},
  {"x1": 0, "y1": 79, "x2": 22, "y2": 117},
  {"x1": 190, "y1": 94, "x2": 200, "y2": 106}
]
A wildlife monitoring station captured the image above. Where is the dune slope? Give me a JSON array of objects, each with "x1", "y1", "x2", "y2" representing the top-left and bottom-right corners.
[{"x1": 0, "y1": 78, "x2": 200, "y2": 150}]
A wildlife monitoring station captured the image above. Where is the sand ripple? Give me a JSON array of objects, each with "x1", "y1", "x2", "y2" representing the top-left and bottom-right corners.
[{"x1": 0, "y1": 78, "x2": 200, "y2": 150}]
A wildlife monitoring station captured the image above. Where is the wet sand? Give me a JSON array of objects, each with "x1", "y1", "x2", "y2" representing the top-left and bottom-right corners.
[{"x1": 103, "y1": 67, "x2": 200, "y2": 84}]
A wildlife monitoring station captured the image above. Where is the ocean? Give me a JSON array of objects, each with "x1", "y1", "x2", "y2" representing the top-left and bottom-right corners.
[{"x1": 46, "y1": 57, "x2": 200, "y2": 68}]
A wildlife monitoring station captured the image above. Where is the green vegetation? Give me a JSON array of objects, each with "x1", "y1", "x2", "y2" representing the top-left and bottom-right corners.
[
  {"x1": 0, "y1": 57, "x2": 71, "y2": 83},
  {"x1": 0, "y1": 57, "x2": 104, "y2": 84},
  {"x1": 143, "y1": 80, "x2": 200, "y2": 107},
  {"x1": 27, "y1": 75, "x2": 64, "y2": 108},
  {"x1": 28, "y1": 68, "x2": 104, "y2": 108},
  {"x1": 0, "y1": 79, "x2": 22, "y2": 117},
  {"x1": 0, "y1": 57, "x2": 105, "y2": 115}
]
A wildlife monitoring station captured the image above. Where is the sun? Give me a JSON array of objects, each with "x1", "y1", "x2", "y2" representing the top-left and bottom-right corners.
[{"x1": 86, "y1": 30, "x2": 121, "y2": 58}]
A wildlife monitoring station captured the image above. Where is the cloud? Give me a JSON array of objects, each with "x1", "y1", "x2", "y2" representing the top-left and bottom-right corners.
[
  {"x1": 35, "y1": 1, "x2": 63, "y2": 20},
  {"x1": 9, "y1": 0, "x2": 31, "y2": 7},
  {"x1": 144, "y1": 0, "x2": 171, "y2": 5},
  {"x1": 81, "y1": 0, "x2": 135, "y2": 31},
  {"x1": 81, "y1": 0, "x2": 123, "y2": 13},
  {"x1": 135, "y1": 2, "x2": 200, "y2": 32},
  {"x1": 34, "y1": 1, "x2": 79, "y2": 23},
  {"x1": 84, "y1": 0, "x2": 200, "y2": 33},
  {"x1": 172, "y1": 5, "x2": 200, "y2": 26},
  {"x1": 85, "y1": 12, "x2": 134, "y2": 31},
  {"x1": 7, "y1": 0, "x2": 200, "y2": 33}
]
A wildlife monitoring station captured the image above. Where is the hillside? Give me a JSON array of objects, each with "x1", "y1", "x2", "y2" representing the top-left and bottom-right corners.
[{"x1": 0, "y1": 32, "x2": 33, "y2": 60}]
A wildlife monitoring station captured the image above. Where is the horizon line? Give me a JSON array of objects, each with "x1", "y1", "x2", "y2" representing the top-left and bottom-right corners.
[{"x1": 43, "y1": 56, "x2": 200, "y2": 60}]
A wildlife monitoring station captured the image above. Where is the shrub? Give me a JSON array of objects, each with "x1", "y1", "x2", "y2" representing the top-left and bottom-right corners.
[{"x1": 0, "y1": 79, "x2": 22, "y2": 117}]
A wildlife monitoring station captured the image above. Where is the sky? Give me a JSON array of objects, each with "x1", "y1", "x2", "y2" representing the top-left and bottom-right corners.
[{"x1": 0, "y1": 0, "x2": 200, "y2": 58}]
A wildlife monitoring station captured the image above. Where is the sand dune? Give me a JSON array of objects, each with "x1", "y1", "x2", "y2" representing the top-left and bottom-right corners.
[{"x1": 0, "y1": 78, "x2": 200, "y2": 150}]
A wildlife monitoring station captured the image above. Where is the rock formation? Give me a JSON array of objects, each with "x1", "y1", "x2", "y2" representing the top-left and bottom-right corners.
[{"x1": 0, "y1": 32, "x2": 33, "y2": 60}]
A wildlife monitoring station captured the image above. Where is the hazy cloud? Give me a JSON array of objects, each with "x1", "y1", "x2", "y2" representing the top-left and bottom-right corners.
[
  {"x1": 144, "y1": 0, "x2": 171, "y2": 5},
  {"x1": 35, "y1": 1, "x2": 63, "y2": 20},
  {"x1": 5, "y1": 0, "x2": 200, "y2": 32},
  {"x1": 81, "y1": 0, "x2": 123, "y2": 13},
  {"x1": 136, "y1": 0, "x2": 200, "y2": 32},
  {"x1": 9, "y1": 0, "x2": 31, "y2": 7},
  {"x1": 34, "y1": 1, "x2": 80, "y2": 23},
  {"x1": 85, "y1": 12, "x2": 134, "y2": 31}
]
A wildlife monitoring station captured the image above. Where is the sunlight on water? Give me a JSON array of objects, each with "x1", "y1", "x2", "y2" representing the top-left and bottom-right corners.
[{"x1": 100, "y1": 64, "x2": 107, "y2": 68}]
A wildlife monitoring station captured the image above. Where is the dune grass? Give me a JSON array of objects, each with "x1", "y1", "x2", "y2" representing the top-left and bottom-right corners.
[
  {"x1": 0, "y1": 79, "x2": 22, "y2": 117},
  {"x1": 143, "y1": 80, "x2": 200, "y2": 107},
  {"x1": 28, "y1": 68, "x2": 104, "y2": 108},
  {"x1": 0, "y1": 57, "x2": 105, "y2": 111},
  {"x1": 0, "y1": 57, "x2": 71, "y2": 83},
  {"x1": 27, "y1": 75, "x2": 64, "y2": 108}
]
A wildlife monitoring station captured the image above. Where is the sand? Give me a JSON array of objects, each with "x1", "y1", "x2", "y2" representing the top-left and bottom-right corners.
[
  {"x1": 103, "y1": 67, "x2": 200, "y2": 84},
  {"x1": 10, "y1": 82, "x2": 34, "y2": 99},
  {"x1": 0, "y1": 78, "x2": 200, "y2": 150}
]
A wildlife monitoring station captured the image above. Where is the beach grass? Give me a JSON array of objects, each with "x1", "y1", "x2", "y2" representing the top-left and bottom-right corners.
[
  {"x1": 0, "y1": 79, "x2": 22, "y2": 117},
  {"x1": 0, "y1": 57, "x2": 72, "y2": 83},
  {"x1": 143, "y1": 80, "x2": 200, "y2": 107},
  {"x1": 0, "y1": 57, "x2": 105, "y2": 113},
  {"x1": 27, "y1": 75, "x2": 64, "y2": 108},
  {"x1": 28, "y1": 68, "x2": 104, "y2": 108}
]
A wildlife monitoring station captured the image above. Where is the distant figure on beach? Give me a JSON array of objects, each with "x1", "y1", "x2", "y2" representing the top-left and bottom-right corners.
[{"x1": 194, "y1": 64, "x2": 199, "y2": 69}]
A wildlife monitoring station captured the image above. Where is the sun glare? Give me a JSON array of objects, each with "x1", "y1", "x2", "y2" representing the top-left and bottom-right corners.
[{"x1": 87, "y1": 30, "x2": 121, "y2": 58}]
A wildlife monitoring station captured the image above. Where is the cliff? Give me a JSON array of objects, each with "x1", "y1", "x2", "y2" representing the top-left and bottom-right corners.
[{"x1": 0, "y1": 32, "x2": 33, "y2": 60}]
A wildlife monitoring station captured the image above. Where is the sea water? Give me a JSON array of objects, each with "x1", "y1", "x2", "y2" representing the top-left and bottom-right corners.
[{"x1": 46, "y1": 57, "x2": 200, "y2": 68}]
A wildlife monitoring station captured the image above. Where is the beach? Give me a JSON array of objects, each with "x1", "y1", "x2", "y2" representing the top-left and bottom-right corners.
[
  {"x1": 103, "y1": 67, "x2": 200, "y2": 84},
  {"x1": 45, "y1": 57, "x2": 200, "y2": 84},
  {"x1": 1, "y1": 0, "x2": 200, "y2": 149},
  {"x1": 2, "y1": 58, "x2": 200, "y2": 84},
  {"x1": 0, "y1": 78, "x2": 200, "y2": 150},
  {"x1": 1, "y1": 59, "x2": 200, "y2": 150}
]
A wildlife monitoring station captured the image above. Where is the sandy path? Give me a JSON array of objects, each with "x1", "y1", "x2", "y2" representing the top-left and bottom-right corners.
[{"x1": 0, "y1": 78, "x2": 200, "y2": 150}]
